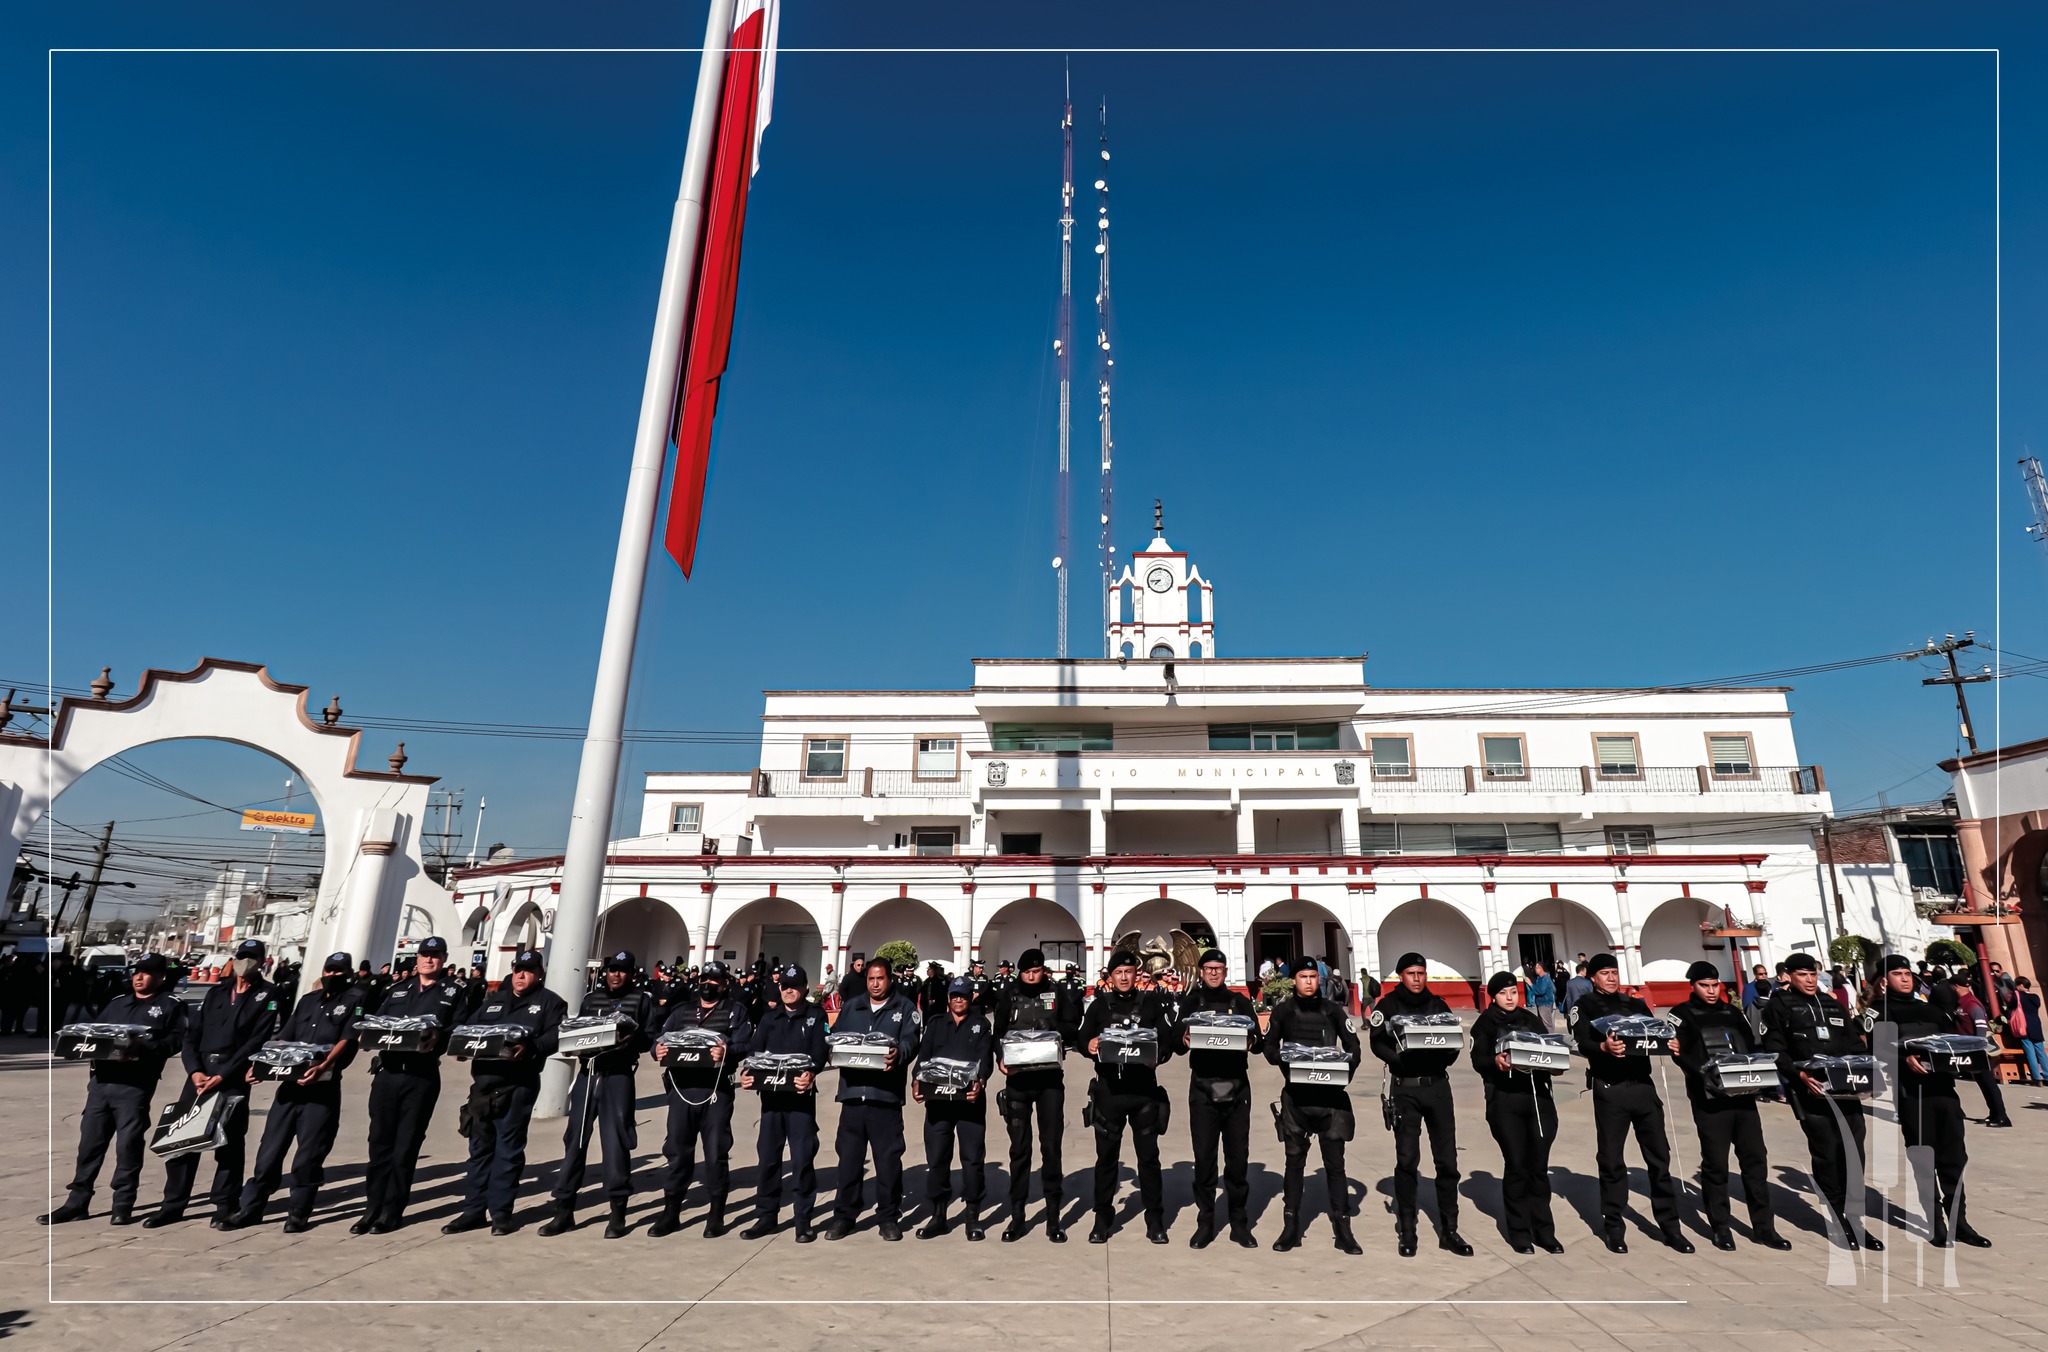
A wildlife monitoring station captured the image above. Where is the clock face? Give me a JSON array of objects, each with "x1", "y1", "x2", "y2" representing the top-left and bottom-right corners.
[{"x1": 1146, "y1": 568, "x2": 1173, "y2": 593}]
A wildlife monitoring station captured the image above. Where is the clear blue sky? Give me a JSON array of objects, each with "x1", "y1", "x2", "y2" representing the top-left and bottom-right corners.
[{"x1": 7, "y1": 2, "x2": 2046, "y2": 911}]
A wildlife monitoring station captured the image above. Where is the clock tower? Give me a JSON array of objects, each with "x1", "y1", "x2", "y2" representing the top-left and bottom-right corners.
[{"x1": 1106, "y1": 500, "x2": 1216, "y2": 660}]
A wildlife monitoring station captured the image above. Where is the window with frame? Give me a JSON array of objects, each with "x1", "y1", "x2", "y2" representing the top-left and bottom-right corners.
[
  {"x1": 915, "y1": 736, "x2": 959, "y2": 780},
  {"x1": 1480, "y1": 735, "x2": 1527, "y2": 779},
  {"x1": 1593, "y1": 734, "x2": 1641, "y2": 778},
  {"x1": 669, "y1": 802, "x2": 703, "y2": 834},
  {"x1": 991, "y1": 723, "x2": 1115, "y2": 752},
  {"x1": 1208, "y1": 723, "x2": 1340, "y2": 751},
  {"x1": 911, "y1": 828, "x2": 957, "y2": 856},
  {"x1": 1896, "y1": 831, "x2": 1963, "y2": 895},
  {"x1": 1707, "y1": 734, "x2": 1755, "y2": 778},
  {"x1": 803, "y1": 736, "x2": 848, "y2": 780},
  {"x1": 1366, "y1": 735, "x2": 1413, "y2": 778},
  {"x1": 1604, "y1": 825, "x2": 1655, "y2": 855},
  {"x1": 1358, "y1": 819, "x2": 1400, "y2": 854}
]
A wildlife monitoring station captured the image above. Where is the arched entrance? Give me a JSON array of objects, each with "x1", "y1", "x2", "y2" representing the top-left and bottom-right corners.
[
  {"x1": 596, "y1": 896, "x2": 693, "y2": 972},
  {"x1": 1246, "y1": 898, "x2": 1353, "y2": 989},
  {"x1": 1377, "y1": 898, "x2": 1483, "y2": 1006},
  {"x1": 845, "y1": 897, "x2": 955, "y2": 973},
  {"x1": 715, "y1": 897, "x2": 824, "y2": 977},
  {"x1": 1639, "y1": 897, "x2": 1723, "y2": 1000},
  {"x1": 1506, "y1": 897, "x2": 1616, "y2": 988},
  {"x1": 977, "y1": 897, "x2": 1086, "y2": 973}
]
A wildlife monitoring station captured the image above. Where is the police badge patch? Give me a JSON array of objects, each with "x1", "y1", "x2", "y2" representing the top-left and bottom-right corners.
[
  {"x1": 1569, "y1": 1006, "x2": 1581, "y2": 1028},
  {"x1": 1861, "y1": 1010, "x2": 1877, "y2": 1033},
  {"x1": 1367, "y1": 1009, "x2": 1385, "y2": 1028}
]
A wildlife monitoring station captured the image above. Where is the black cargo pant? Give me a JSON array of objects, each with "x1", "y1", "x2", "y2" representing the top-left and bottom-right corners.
[
  {"x1": 755, "y1": 1098, "x2": 820, "y2": 1224},
  {"x1": 923, "y1": 1099, "x2": 987, "y2": 1211},
  {"x1": 240, "y1": 1079, "x2": 343, "y2": 1221},
  {"x1": 158, "y1": 1081, "x2": 250, "y2": 1216},
  {"x1": 64, "y1": 1078, "x2": 154, "y2": 1212},
  {"x1": 661, "y1": 1084, "x2": 736, "y2": 1204},
  {"x1": 1689, "y1": 1095, "x2": 1772, "y2": 1232},
  {"x1": 1089, "y1": 1082, "x2": 1165, "y2": 1222},
  {"x1": 1279, "y1": 1094, "x2": 1352, "y2": 1222},
  {"x1": 1187, "y1": 1079, "x2": 1252, "y2": 1226},
  {"x1": 832, "y1": 1100, "x2": 906, "y2": 1223},
  {"x1": 1591, "y1": 1077, "x2": 1679, "y2": 1230},
  {"x1": 552, "y1": 1069, "x2": 638, "y2": 1205},
  {"x1": 460, "y1": 1079, "x2": 540, "y2": 1219},
  {"x1": 1899, "y1": 1089, "x2": 1970, "y2": 1240},
  {"x1": 364, "y1": 1067, "x2": 441, "y2": 1223},
  {"x1": 1000, "y1": 1074, "x2": 1065, "y2": 1212},
  {"x1": 1484, "y1": 1086, "x2": 1557, "y2": 1246},
  {"x1": 1792, "y1": 1090, "x2": 1866, "y2": 1229},
  {"x1": 1390, "y1": 1075, "x2": 1460, "y2": 1234}
]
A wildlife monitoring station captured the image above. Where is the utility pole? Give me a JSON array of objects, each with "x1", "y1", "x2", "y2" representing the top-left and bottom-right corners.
[
  {"x1": 2022, "y1": 456, "x2": 2048, "y2": 572},
  {"x1": 67, "y1": 822, "x2": 115, "y2": 952},
  {"x1": 1920, "y1": 633, "x2": 1995, "y2": 753}
]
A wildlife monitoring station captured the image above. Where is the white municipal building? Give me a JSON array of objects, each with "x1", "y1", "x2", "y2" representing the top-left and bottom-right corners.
[{"x1": 455, "y1": 526, "x2": 1902, "y2": 1004}]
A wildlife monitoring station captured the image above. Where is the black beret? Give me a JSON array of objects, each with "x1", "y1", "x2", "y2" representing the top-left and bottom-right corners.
[
  {"x1": 1587, "y1": 953, "x2": 1619, "y2": 975},
  {"x1": 1783, "y1": 953, "x2": 1819, "y2": 972},
  {"x1": 1686, "y1": 961, "x2": 1721, "y2": 983},
  {"x1": 1019, "y1": 948, "x2": 1046, "y2": 969},
  {"x1": 1291, "y1": 956, "x2": 1321, "y2": 977},
  {"x1": 1107, "y1": 950, "x2": 1139, "y2": 972},
  {"x1": 1198, "y1": 949, "x2": 1228, "y2": 968},
  {"x1": 1487, "y1": 971, "x2": 1519, "y2": 997},
  {"x1": 1883, "y1": 954, "x2": 1913, "y2": 973},
  {"x1": 1393, "y1": 952, "x2": 1427, "y2": 974}
]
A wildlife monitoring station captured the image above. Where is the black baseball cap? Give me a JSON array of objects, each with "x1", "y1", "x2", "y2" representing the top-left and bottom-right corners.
[
  {"x1": 511, "y1": 949, "x2": 545, "y2": 974},
  {"x1": 604, "y1": 950, "x2": 634, "y2": 973},
  {"x1": 324, "y1": 952, "x2": 353, "y2": 973},
  {"x1": 234, "y1": 939, "x2": 266, "y2": 960},
  {"x1": 416, "y1": 936, "x2": 450, "y2": 958},
  {"x1": 134, "y1": 953, "x2": 171, "y2": 978},
  {"x1": 777, "y1": 964, "x2": 808, "y2": 989}
]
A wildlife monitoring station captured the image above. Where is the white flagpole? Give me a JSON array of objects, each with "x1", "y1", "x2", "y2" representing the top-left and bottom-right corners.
[{"x1": 537, "y1": 0, "x2": 739, "y2": 1118}]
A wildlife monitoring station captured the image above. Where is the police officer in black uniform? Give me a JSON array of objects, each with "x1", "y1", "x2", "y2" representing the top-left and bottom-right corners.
[
  {"x1": 1468, "y1": 970, "x2": 1564, "y2": 1254},
  {"x1": 1265, "y1": 956, "x2": 1362, "y2": 1254},
  {"x1": 1369, "y1": 951, "x2": 1470, "y2": 1257},
  {"x1": 915, "y1": 975, "x2": 995, "y2": 1239},
  {"x1": 542, "y1": 949, "x2": 658, "y2": 1239},
  {"x1": 227, "y1": 951, "x2": 364, "y2": 1231},
  {"x1": 1177, "y1": 947, "x2": 1263, "y2": 1249},
  {"x1": 39, "y1": 953, "x2": 189, "y2": 1226},
  {"x1": 739, "y1": 964, "x2": 830, "y2": 1241},
  {"x1": 355, "y1": 934, "x2": 463, "y2": 1233},
  {"x1": 443, "y1": 948, "x2": 568, "y2": 1236},
  {"x1": 649, "y1": 959, "x2": 753, "y2": 1237},
  {"x1": 1667, "y1": 960, "x2": 1790, "y2": 1251},
  {"x1": 826, "y1": 959, "x2": 919, "y2": 1241},
  {"x1": 1875, "y1": 956, "x2": 1991, "y2": 1248},
  {"x1": 1569, "y1": 952, "x2": 1691, "y2": 1253},
  {"x1": 1760, "y1": 951, "x2": 1881, "y2": 1250},
  {"x1": 149, "y1": 938, "x2": 279, "y2": 1228},
  {"x1": 991, "y1": 946, "x2": 1082, "y2": 1243},
  {"x1": 1076, "y1": 948, "x2": 1179, "y2": 1244}
]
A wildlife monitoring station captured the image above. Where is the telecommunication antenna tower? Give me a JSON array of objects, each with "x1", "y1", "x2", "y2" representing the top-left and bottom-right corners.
[
  {"x1": 2022, "y1": 456, "x2": 2048, "y2": 572},
  {"x1": 1053, "y1": 71, "x2": 1074, "y2": 658},
  {"x1": 1095, "y1": 102, "x2": 1117, "y2": 655}
]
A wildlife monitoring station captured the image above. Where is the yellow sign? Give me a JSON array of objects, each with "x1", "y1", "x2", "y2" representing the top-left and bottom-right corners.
[{"x1": 240, "y1": 809, "x2": 316, "y2": 834}]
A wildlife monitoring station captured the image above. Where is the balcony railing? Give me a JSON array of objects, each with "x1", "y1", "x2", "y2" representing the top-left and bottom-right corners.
[
  {"x1": 1373, "y1": 765, "x2": 1821, "y2": 795},
  {"x1": 757, "y1": 768, "x2": 971, "y2": 799}
]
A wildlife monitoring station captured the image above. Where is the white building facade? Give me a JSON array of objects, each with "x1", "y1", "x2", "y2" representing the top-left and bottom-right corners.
[{"x1": 458, "y1": 532, "x2": 1873, "y2": 1005}]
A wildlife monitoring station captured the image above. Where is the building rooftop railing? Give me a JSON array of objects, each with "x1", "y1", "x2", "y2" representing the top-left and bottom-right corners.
[{"x1": 752, "y1": 764, "x2": 1824, "y2": 799}]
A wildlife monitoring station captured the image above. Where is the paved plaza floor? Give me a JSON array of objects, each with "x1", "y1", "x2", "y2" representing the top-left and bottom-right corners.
[{"x1": 4, "y1": 1035, "x2": 2047, "y2": 1350}]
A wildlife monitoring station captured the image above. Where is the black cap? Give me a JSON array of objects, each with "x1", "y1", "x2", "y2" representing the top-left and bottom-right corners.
[
  {"x1": 1291, "y1": 956, "x2": 1321, "y2": 977},
  {"x1": 1107, "y1": 949, "x2": 1139, "y2": 973},
  {"x1": 1783, "y1": 953, "x2": 1819, "y2": 973},
  {"x1": 234, "y1": 939, "x2": 266, "y2": 960},
  {"x1": 1686, "y1": 961, "x2": 1722, "y2": 983},
  {"x1": 948, "y1": 975, "x2": 974, "y2": 997},
  {"x1": 1198, "y1": 948, "x2": 1227, "y2": 968},
  {"x1": 604, "y1": 950, "x2": 634, "y2": 973},
  {"x1": 324, "y1": 952, "x2": 353, "y2": 974},
  {"x1": 1587, "y1": 953, "x2": 1619, "y2": 975},
  {"x1": 511, "y1": 949, "x2": 545, "y2": 974},
  {"x1": 1019, "y1": 948, "x2": 1046, "y2": 970},
  {"x1": 1393, "y1": 951, "x2": 1427, "y2": 974},
  {"x1": 134, "y1": 953, "x2": 170, "y2": 977},
  {"x1": 998, "y1": 960, "x2": 1013, "y2": 970},
  {"x1": 1882, "y1": 954, "x2": 1914, "y2": 974},
  {"x1": 416, "y1": 936, "x2": 449, "y2": 958},
  {"x1": 777, "y1": 964, "x2": 808, "y2": 989},
  {"x1": 1487, "y1": 971, "x2": 1519, "y2": 997}
]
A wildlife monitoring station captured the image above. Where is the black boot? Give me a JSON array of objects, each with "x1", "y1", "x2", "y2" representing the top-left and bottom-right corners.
[
  {"x1": 1001, "y1": 1208, "x2": 1030, "y2": 1243},
  {"x1": 703, "y1": 1198, "x2": 729, "y2": 1238},
  {"x1": 537, "y1": 1201, "x2": 577, "y2": 1237},
  {"x1": 490, "y1": 1212, "x2": 517, "y2": 1237},
  {"x1": 282, "y1": 1214, "x2": 311, "y2": 1234},
  {"x1": 1087, "y1": 1210, "x2": 1113, "y2": 1244},
  {"x1": 825, "y1": 1215, "x2": 855, "y2": 1241},
  {"x1": 1044, "y1": 1209, "x2": 1065, "y2": 1244},
  {"x1": 603, "y1": 1199, "x2": 629, "y2": 1239},
  {"x1": 1955, "y1": 1223, "x2": 1993, "y2": 1248},
  {"x1": 1271, "y1": 1211, "x2": 1302, "y2": 1252},
  {"x1": 1189, "y1": 1213, "x2": 1217, "y2": 1249},
  {"x1": 919, "y1": 1206, "x2": 951, "y2": 1239},
  {"x1": 740, "y1": 1212, "x2": 777, "y2": 1240},
  {"x1": 1439, "y1": 1228, "x2": 1474, "y2": 1256},
  {"x1": 109, "y1": 1207, "x2": 137, "y2": 1227},
  {"x1": 648, "y1": 1196, "x2": 682, "y2": 1238},
  {"x1": 964, "y1": 1210, "x2": 986, "y2": 1242},
  {"x1": 1397, "y1": 1225, "x2": 1419, "y2": 1258},
  {"x1": 37, "y1": 1197, "x2": 90, "y2": 1226},
  {"x1": 1330, "y1": 1212, "x2": 1362, "y2": 1256},
  {"x1": 1711, "y1": 1227, "x2": 1737, "y2": 1251},
  {"x1": 1228, "y1": 1216, "x2": 1257, "y2": 1249},
  {"x1": 1661, "y1": 1224, "x2": 1694, "y2": 1254},
  {"x1": 141, "y1": 1207, "x2": 186, "y2": 1230},
  {"x1": 1602, "y1": 1225, "x2": 1628, "y2": 1254},
  {"x1": 441, "y1": 1211, "x2": 487, "y2": 1235}
]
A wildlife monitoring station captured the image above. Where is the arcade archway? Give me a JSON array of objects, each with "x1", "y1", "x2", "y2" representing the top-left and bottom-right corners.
[
  {"x1": 596, "y1": 896, "x2": 693, "y2": 971},
  {"x1": 715, "y1": 896, "x2": 825, "y2": 977},
  {"x1": 977, "y1": 896, "x2": 1086, "y2": 972},
  {"x1": 845, "y1": 897, "x2": 955, "y2": 973}
]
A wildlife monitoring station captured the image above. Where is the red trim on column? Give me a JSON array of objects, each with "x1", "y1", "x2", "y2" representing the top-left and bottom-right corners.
[
  {"x1": 1419, "y1": 883, "x2": 1429, "y2": 898},
  {"x1": 831, "y1": 882, "x2": 845, "y2": 893},
  {"x1": 1029, "y1": 884, "x2": 1038, "y2": 898},
  {"x1": 1480, "y1": 881, "x2": 1496, "y2": 893},
  {"x1": 639, "y1": 884, "x2": 649, "y2": 897},
  {"x1": 699, "y1": 882, "x2": 715, "y2": 894},
  {"x1": 1290, "y1": 885, "x2": 1300, "y2": 899},
  {"x1": 1680, "y1": 882, "x2": 1691, "y2": 897},
  {"x1": 767, "y1": 883, "x2": 777, "y2": 898},
  {"x1": 1091, "y1": 883, "x2": 1106, "y2": 893},
  {"x1": 1346, "y1": 882, "x2": 1374, "y2": 893},
  {"x1": 1613, "y1": 882, "x2": 1629, "y2": 894},
  {"x1": 1744, "y1": 880, "x2": 1768, "y2": 893},
  {"x1": 1549, "y1": 883, "x2": 1560, "y2": 898},
  {"x1": 549, "y1": 882, "x2": 561, "y2": 894},
  {"x1": 899, "y1": 884, "x2": 909, "y2": 898},
  {"x1": 1159, "y1": 884, "x2": 1169, "y2": 898},
  {"x1": 962, "y1": 882, "x2": 976, "y2": 894}
]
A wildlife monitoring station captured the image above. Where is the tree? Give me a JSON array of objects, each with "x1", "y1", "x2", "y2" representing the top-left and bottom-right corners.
[
  {"x1": 1828, "y1": 934, "x2": 1877, "y2": 974},
  {"x1": 1927, "y1": 938, "x2": 1975, "y2": 969},
  {"x1": 872, "y1": 940, "x2": 918, "y2": 970}
]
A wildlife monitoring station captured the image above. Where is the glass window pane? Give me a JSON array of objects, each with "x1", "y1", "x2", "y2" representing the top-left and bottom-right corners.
[
  {"x1": 1368, "y1": 737, "x2": 1411, "y2": 775},
  {"x1": 1208, "y1": 724, "x2": 1251, "y2": 750},
  {"x1": 1398, "y1": 822, "x2": 1455, "y2": 855},
  {"x1": 1482, "y1": 737, "x2": 1524, "y2": 775},
  {"x1": 1506, "y1": 821, "x2": 1562, "y2": 852},
  {"x1": 805, "y1": 738, "x2": 846, "y2": 778},
  {"x1": 995, "y1": 724, "x2": 1114, "y2": 752},
  {"x1": 1295, "y1": 724, "x2": 1340, "y2": 751},
  {"x1": 916, "y1": 737, "x2": 957, "y2": 777},
  {"x1": 1595, "y1": 736, "x2": 1639, "y2": 775},
  {"x1": 1605, "y1": 825, "x2": 1653, "y2": 855},
  {"x1": 1708, "y1": 736, "x2": 1753, "y2": 776},
  {"x1": 1358, "y1": 820, "x2": 1400, "y2": 854},
  {"x1": 1453, "y1": 823, "x2": 1510, "y2": 854},
  {"x1": 670, "y1": 803, "x2": 701, "y2": 833}
]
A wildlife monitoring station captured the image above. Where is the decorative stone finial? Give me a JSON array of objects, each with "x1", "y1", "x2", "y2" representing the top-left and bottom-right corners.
[
  {"x1": 90, "y1": 667, "x2": 114, "y2": 699},
  {"x1": 389, "y1": 742, "x2": 408, "y2": 773},
  {"x1": 323, "y1": 696, "x2": 344, "y2": 726}
]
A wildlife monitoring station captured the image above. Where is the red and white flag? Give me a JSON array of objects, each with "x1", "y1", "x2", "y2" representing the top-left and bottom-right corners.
[{"x1": 664, "y1": 0, "x2": 781, "y2": 577}]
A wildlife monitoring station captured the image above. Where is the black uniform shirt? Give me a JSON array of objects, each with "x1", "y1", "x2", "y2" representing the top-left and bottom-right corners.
[
  {"x1": 1570, "y1": 987, "x2": 1658, "y2": 1085},
  {"x1": 657, "y1": 996, "x2": 755, "y2": 1092},
  {"x1": 372, "y1": 974, "x2": 465, "y2": 1075},
  {"x1": 468, "y1": 980, "x2": 569, "y2": 1087},
  {"x1": 1759, "y1": 985, "x2": 1867, "y2": 1093},
  {"x1": 182, "y1": 977, "x2": 280, "y2": 1083},
  {"x1": 91, "y1": 988, "x2": 189, "y2": 1089},
  {"x1": 1368, "y1": 984, "x2": 1458, "y2": 1078},
  {"x1": 1469, "y1": 1003, "x2": 1553, "y2": 1096},
  {"x1": 1077, "y1": 986, "x2": 1179, "y2": 1092},
  {"x1": 574, "y1": 981, "x2": 659, "y2": 1075},
  {"x1": 1872, "y1": 990, "x2": 1957, "y2": 1099},
  {"x1": 279, "y1": 983, "x2": 367, "y2": 1077},
  {"x1": 1176, "y1": 982, "x2": 1264, "y2": 1084},
  {"x1": 1668, "y1": 992, "x2": 1761, "y2": 1102}
]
